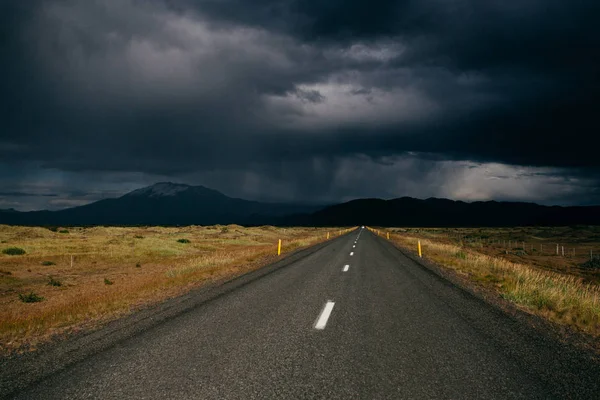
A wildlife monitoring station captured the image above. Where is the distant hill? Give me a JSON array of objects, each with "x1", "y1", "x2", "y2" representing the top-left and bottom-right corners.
[
  {"x1": 292, "y1": 197, "x2": 600, "y2": 227},
  {"x1": 0, "y1": 182, "x2": 323, "y2": 226},
  {"x1": 1, "y1": 183, "x2": 599, "y2": 227}
]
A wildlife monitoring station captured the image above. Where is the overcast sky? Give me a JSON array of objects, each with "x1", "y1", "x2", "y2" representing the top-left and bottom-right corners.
[{"x1": 1, "y1": 0, "x2": 599, "y2": 211}]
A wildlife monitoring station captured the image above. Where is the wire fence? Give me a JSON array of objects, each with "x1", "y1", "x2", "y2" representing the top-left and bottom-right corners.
[{"x1": 443, "y1": 232, "x2": 600, "y2": 266}]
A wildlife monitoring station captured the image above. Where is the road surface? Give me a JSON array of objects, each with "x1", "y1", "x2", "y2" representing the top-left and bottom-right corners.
[{"x1": 4, "y1": 228, "x2": 600, "y2": 399}]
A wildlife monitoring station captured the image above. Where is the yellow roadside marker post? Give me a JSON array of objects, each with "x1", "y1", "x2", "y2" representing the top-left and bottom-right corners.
[
  {"x1": 278, "y1": 239, "x2": 282, "y2": 256},
  {"x1": 327, "y1": 232, "x2": 330, "y2": 239},
  {"x1": 387, "y1": 232, "x2": 390, "y2": 240},
  {"x1": 418, "y1": 240, "x2": 422, "y2": 258}
]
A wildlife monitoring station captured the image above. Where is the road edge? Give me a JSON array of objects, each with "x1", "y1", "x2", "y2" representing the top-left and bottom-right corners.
[
  {"x1": 0, "y1": 230, "x2": 354, "y2": 398},
  {"x1": 376, "y1": 232, "x2": 600, "y2": 357}
]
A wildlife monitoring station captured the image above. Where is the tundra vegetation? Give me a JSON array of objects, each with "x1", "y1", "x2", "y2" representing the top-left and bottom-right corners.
[
  {"x1": 388, "y1": 226, "x2": 600, "y2": 338},
  {"x1": 0, "y1": 224, "x2": 334, "y2": 353}
]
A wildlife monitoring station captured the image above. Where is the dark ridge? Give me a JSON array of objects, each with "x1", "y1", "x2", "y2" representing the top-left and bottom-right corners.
[
  {"x1": 292, "y1": 198, "x2": 600, "y2": 227},
  {"x1": 1, "y1": 182, "x2": 599, "y2": 227},
  {"x1": 0, "y1": 183, "x2": 322, "y2": 226}
]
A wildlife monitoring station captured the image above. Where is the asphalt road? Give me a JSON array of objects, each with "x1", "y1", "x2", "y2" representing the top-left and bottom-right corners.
[{"x1": 5, "y1": 228, "x2": 600, "y2": 399}]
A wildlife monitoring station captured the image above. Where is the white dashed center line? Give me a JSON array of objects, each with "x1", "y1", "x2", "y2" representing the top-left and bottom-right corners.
[
  {"x1": 343, "y1": 264, "x2": 349, "y2": 272},
  {"x1": 350, "y1": 252, "x2": 354, "y2": 256},
  {"x1": 315, "y1": 301, "x2": 335, "y2": 330}
]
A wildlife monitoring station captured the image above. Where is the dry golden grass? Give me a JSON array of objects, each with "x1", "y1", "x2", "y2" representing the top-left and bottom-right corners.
[
  {"x1": 392, "y1": 226, "x2": 600, "y2": 283},
  {"x1": 388, "y1": 232, "x2": 600, "y2": 337},
  {"x1": 0, "y1": 225, "x2": 346, "y2": 353}
]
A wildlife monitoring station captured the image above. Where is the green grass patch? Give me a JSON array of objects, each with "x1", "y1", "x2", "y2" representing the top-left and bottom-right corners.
[
  {"x1": 19, "y1": 292, "x2": 44, "y2": 303},
  {"x1": 47, "y1": 276, "x2": 62, "y2": 287},
  {"x1": 580, "y1": 258, "x2": 600, "y2": 269},
  {"x1": 2, "y1": 247, "x2": 26, "y2": 255}
]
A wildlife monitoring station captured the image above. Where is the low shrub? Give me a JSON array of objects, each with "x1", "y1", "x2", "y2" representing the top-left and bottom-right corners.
[
  {"x1": 47, "y1": 276, "x2": 62, "y2": 287},
  {"x1": 19, "y1": 292, "x2": 44, "y2": 303},
  {"x1": 177, "y1": 238, "x2": 191, "y2": 244},
  {"x1": 104, "y1": 278, "x2": 113, "y2": 285},
  {"x1": 58, "y1": 229, "x2": 69, "y2": 234},
  {"x1": 41, "y1": 261, "x2": 56, "y2": 266},
  {"x1": 580, "y1": 258, "x2": 600, "y2": 269},
  {"x1": 2, "y1": 247, "x2": 26, "y2": 256}
]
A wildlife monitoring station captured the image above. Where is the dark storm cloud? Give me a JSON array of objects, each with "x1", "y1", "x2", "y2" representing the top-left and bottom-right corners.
[
  {"x1": 0, "y1": 0, "x2": 599, "y2": 208},
  {"x1": 182, "y1": 0, "x2": 600, "y2": 167}
]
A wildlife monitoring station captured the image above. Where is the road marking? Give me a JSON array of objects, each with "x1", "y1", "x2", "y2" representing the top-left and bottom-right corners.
[
  {"x1": 315, "y1": 301, "x2": 335, "y2": 330},
  {"x1": 350, "y1": 252, "x2": 354, "y2": 256},
  {"x1": 353, "y1": 245, "x2": 356, "y2": 248},
  {"x1": 343, "y1": 264, "x2": 349, "y2": 272}
]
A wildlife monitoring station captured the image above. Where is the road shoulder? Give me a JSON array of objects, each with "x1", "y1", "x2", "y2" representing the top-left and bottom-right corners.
[
  {"x1": 380, "y1": 234, "x2": 600, "y2": 357},
  {"x1": 0, "y1": 233, "x2": 349, "y2": 398}
]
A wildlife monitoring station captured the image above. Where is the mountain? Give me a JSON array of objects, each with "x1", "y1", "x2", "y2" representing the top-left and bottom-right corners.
[
  {"x1": 293, "y1": 197, "x2": 600, "y2": 227},
  {"x1": 0, "y1": 183, "x2": 323, "y2": 226},
  {"x1": 1, "y1": 184, "x2": 599, "y2": 226}
]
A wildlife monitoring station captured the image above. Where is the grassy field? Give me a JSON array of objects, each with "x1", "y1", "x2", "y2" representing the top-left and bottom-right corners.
[
  {"x1": 385, "y1": 227, "x2": 600, "y2": 338},
  {"x1": 394, "y1": 226, "x2": 600, "y2": 283},
  {"x1": 0, "y1": 225, "x2": 344, "y2": 353}
]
